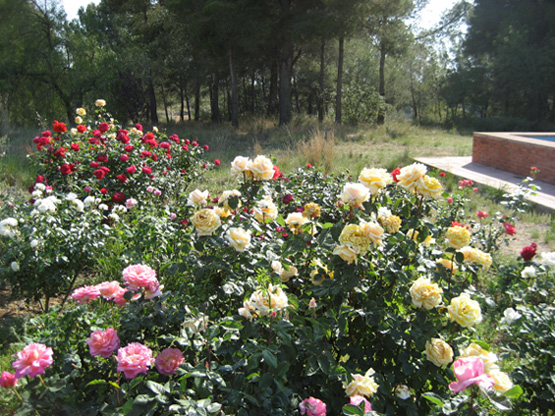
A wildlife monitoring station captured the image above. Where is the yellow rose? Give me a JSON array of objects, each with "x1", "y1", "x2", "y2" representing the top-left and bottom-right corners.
[
  {"x1": 95, "y1": 99, "x2": 106, "y2": 107},
  {"x1": 378, "y1": 214, "x2": 402, "y2": 233},
  {"x1": 310, "y1": 259, "x2": 334, "y2": 285},
  {"x1": 75, "y1": 116, "x2": 83, "y2": 124},
  {"x1": 489, "y1": 370, "x2": 513, "y2": 393},
  {"x1": 76, "y1": 108, "x2": 86, "y2": 116},
  {"x1": 250, "y1": 155, "x2": 274, "y2": 181},
  {"x1": 436, "y1": 258, "x2": 458, "y2": 273},
  {"x1": 220, "y1": 189, "x2": 242, "y2": 211},
  {"x1": 358, "y1": 167, "x2": 392, "y2": 194},
  {"x1": 279, "y1": 266, "x2": 298, "y2": 282},
  {"x1": 458, "y1": 246, "x2": 492, "y2": 270},
  {"x1": 407, "y1": 229, "x2": 434, "y2": 246},
  {"x1": 303, "y1": 202, "x2": 321, "y2": 219},
  {"x1": 341, "y1": 183, "x2": 370, "y2": 206},
  {"x1": 360, "y1": 220, "x2": 384, "y2": 246},
  {"x1": 191, "y1": 209, "x2": 221, "y2": 236},
  {"x1": 333, "y1": 244, "x2": 359, "y2": 264},
  {"x1": 231, "y1": 156, "x2": 252, "y2": 176},
  {"x1": 213, "y1": 206, "x2": 231, "y2": 218},
  {"x1": 285, "y1": 212, "x2": 309, "y2": 234},
  {"x1": 409, "y1": 277, "x2": 443, "y2": 309},
  {"x1": 424, "y1": 339, "x2": 453, "y2": 367},
  {"x1": 397, "y1": 163, "x2": 427, "y2": 192},
  {"x1": 445, "y1": 226, "x2": 470, "y2": 249},
  {"x1": 344, "y1": 368, "x2": 379, "y2": 398},
  {"x1": 249, "y1": 284, "x2": 289, "y2": 316},
  {"x1": 70, "y1": 128, "x2": 78, "y2": 135},
  {"x1": 416, "y1": 175, "x2": 443, "y2": 199},
  {"x1": 187, "y1": 189, "x2": 209, "y2": 207},
  {"x1": 225, "y1": 227, "x2": 251, "y2": 252},
  {"x1": 339, "y1": 224, "x2": 371, "y2": 254},
  {"x1": 254, "y1": 197, "x2": 278, "y2": 223},
  {"x1": 447, "y1": 293, "x2": 482, "y2": 327}
]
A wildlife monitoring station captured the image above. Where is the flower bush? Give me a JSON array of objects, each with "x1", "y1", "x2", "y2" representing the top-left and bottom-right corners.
[{"x1": 4, "y1": 108, "x2": 553, "y2": 415}]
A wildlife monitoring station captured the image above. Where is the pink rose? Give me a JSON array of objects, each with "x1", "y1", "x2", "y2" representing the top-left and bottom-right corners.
[
  {"x1": 96, "y1": 281, "x2": 122, "y2": 300},
  {"x1": 0, "y1": 371, "x2": 17, "y2": 388},
  {"x1": 299, "y1": 397, "x2": 327, "y2": 416},
  {"x1": 144, "y1": 279, "x2": 163, "y2": 299},
  {"x1": 87, "y1": 328, "x2": 120, "y2": 358},
  {"x1": 349, "y1": 395, "x2": 372, "y2": 412},
  {"x1": 12, "y1": 343, "x2": 54, "y2": 379},
  {"x1": 117, "y1": 343, "x2": 154, "y2": 379},
  {"x1": 155, "y1": 348, "x2": 184, "y2": 376},
  {"x1": 122, "y1": 264, "x2": 157, "y2": 291},
  {"x1": 449, "y1": 356, "x2": 494, "y2": 393},
  {"x1": 125, "y1": 198, "x2": 138, "y2": 209},
  {"x1": 72, "y1": 285, "x2": 101, "y2": 304}
]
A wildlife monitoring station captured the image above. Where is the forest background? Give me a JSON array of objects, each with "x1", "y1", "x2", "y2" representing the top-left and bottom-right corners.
[{"x1": 1, "y1": 0, "x2": 554, "y2": 132}]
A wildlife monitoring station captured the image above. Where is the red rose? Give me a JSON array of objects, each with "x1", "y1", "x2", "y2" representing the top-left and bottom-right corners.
[
  {"x1": 272, "y1": 166, "x2": 283, "y2": 180},
  {"x1": 61, "y1": 163, "x2": 72, "y2": 175},
  {"x1": 203, "y1": 144, "x2": 209, "y2": 151},
  {"x1": 97, "y1": 154, "x2": 108, "y2": 163},
  {"x1": 112, "y1": 192, "x2": 125, "y2": 203},
  {"x1": 520, "y1": 243, "x2": 537, "y2": 261},
  {"x1": 36, "y1": 175, "x2": 44, "y2": 183},
  {"x1": 306, "y1": 163, "x2": 312, "y2": 168},
  {"x1": 391, "y1": 168, "x2": 401, "y2": 182},
  {"x1": 120, "y1": 154, "x2": 129, "y2": 162},
  {"x1": 141, "y1": 151, "x2": 152, "y2": 158},
  {"x1": 214, "y1": 159, "x2": 221, "y2": 166},
  {"x1": 184, "y1": 138, "x2": 190, "y2": 145},
  {"x1": 182, "y1": 145, "x2": 189, "y2": 151},
  {"x1": 54, "y1": 147, "x2": 67, "y2": 158},
  {"x1": 135, "y1": 123, "x2": 143, "y2": 131},
  {"x1": 127, "y1": 165, "x2": 137, "y2": 174},
  {"x1": 192, "y1": 141, "x2": 198, "y2": 147},
  {"x1": 70, "y1": 143, "x2": 80, "y2": 152},
  {"x1": 92, "y1": 129, "x2": 102, "y2": 138},
  {"x1": 476, "y1": 211, "x2": 488, "y2": 219},
  {"x1": 52, "y1": 120, "x2": 67, "y2": 133},
  {"x1": 143, "y1": 132, "x2": 155, "y2": 141},
  {"x1": 88, "y1": 137, "x2": 99, "y2": 145},
  {"x1": 116, "y1": 174, "x2": 127, "y2": 183},
  {"x1": 503, "y1": 222, "x2": 516, "y2": 236},
  {"x1": 160, "y1": 142, "x2": 171, "y2": 149},
  {"x1": 77, "y1": 125, "x2": 87, "y2": 133},
  {"x1": 282, "y1": 194, "x2": 293, "y2": 204},
  {"x1": 152, "y1": 154, "x2": 158, "y2": 161},
  {"x1": 100, "y1": 188, "x2": 108, "y2": 195},
  {"x1": 98, "y1": 122, "x2": 110, "y2": 133},
  {"x1": 90, "y1": 162, "x2": 100, "y2": 168},
  {"x1": 142, "y1": 166, "x2": 152, "y2": 175},
  {"x1": 94, "y1": 169, "x2": 106, "y2": 180}
]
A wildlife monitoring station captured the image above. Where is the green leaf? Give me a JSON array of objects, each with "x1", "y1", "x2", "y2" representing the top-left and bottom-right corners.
[
  {"x1": 503, "y1": 384, "x2": 523, "y2": 399},
  {"x1": 86, "y1": 379, "x2": 107, "y2": 387},
  {"x1": 261, "y1": 349, "x2": 277, "y2": 369},
  {"x1": 342, "y1": 403, "x2": 365, "y2": 415},
  {"x1": 422, "y1": 392, "x2": 443, "y2": 407},
  {"x1": 146, "y1": 380, "x2": 170, "y2": 395}
]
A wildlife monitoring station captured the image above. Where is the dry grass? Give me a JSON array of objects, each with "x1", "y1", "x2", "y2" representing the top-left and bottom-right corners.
[{"x1": 296, "y1": 127, "x2": 335, "y2": 171}]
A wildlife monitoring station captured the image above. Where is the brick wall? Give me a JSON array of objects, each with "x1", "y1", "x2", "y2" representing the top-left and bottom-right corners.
[{"x1": 473, "y1": 133, "x2": 555, "y2": 185}]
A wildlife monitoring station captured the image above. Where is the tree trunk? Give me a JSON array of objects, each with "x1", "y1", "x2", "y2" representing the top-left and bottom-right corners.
[
  {"x1": 185, "y1": 89, "x2": 191, "y2": 122},
  {"x1": 179, "y1": 85, "x2": 185, "y2": 122},
  {"x1": 161, "y1": 83, "x2": 170, "y2": 123},
  {"x1": 194, "y1": 83, "x2": 200, "y2": 121},
  {"x1": 229, "y1": 49, "x2": 239, "y2": 128},
  {"x1": 318, "y1": 38, "x2": 325, "y2": 123},
  {"x1": 267, "y1": 58, "x2": 278, "y2": 116},
  {"x1": 210, "y1": 73, "x2": 221, "y2": 123},
  {"x1": 279, "y1": 0, "x2": 293, "y2": 125},
  {"x1": 147, "y1": 71, "x2": 158, "y2": 124},
  {"x1": 377, "y1": 46, "x2": 386, "y2": 125},
  {"x1": 335, "y1": 36, "x2": 344, "y2": 125}
]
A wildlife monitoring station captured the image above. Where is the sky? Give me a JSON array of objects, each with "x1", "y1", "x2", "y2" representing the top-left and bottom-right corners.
[{"x1": 61, "y1": 0, "x2": 460, "y2": 29}]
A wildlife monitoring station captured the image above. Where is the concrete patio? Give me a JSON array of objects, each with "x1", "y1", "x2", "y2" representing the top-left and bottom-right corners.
[{"x1": 414, "y1": 156, "x2": 555, "y2": 212}]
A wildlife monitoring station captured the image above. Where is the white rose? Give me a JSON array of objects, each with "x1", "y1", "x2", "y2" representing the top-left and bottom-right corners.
[
  {"x1": 226, "y1": 227, "x2": 251, "y2": 252},
  {"x1": 10, "y1": 261, "x2": 20, "y2": 272},
  {"x1": 187, "y1": 189, "x2": 210, "y2": 207},
  {"x1": 397, "y1": 163, "x2": 427, "y2": 192},
  {"x1": 250, "y1": 155, "x2": 274, "y2": 181},
  {"x1": 333, "y1": 244, "x2": 359, "y2": 264},
  {"x1": 231, "y1": 156, "x2": 252, "y2": 176},
  {"x1": 341, "y1": 183, "x2": 370, "y2": 206},
  {"x1": 521, "y1": 265, "x2": 537, "y2": 278},
  {"x1": 500, "y1": 307, "x2": 522, "y2": 325},
  {"x1": 358, "y1": 167, "x2": 392, "y2": 194}
]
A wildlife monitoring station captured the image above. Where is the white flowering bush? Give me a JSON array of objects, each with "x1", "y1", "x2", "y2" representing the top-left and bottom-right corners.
[{"x1": 3, "y1": 111, "x2": 552, "y2": 415}]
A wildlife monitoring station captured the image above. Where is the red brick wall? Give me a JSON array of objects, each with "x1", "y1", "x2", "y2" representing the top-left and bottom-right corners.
[{"x1": 473, "y1": 133, "x2": 555, "y2": 185}]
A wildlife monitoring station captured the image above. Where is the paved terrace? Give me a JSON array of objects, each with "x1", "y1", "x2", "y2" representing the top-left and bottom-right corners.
[{"x1": 414, "y1": 156, "x2": 555, "y2": 212}]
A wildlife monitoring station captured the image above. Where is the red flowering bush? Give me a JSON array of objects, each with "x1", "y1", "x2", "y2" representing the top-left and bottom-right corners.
[{"x1": 29, "y1": 102, "x2": 213, "y2": 205}]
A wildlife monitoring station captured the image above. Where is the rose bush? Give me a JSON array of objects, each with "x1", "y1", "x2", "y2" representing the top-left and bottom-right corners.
[{"x1": 4, "y1": 111, "x2": 548, "y2": 415}]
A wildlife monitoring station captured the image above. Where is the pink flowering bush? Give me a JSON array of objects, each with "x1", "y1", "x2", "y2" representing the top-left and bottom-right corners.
[
  {"x1": 299, "y1": 396, "x2": 327, "y2": 416},
  {"x1": 449, "y1": 357, "x2": 494, "y2": 393},
  {"x1": 155, "y1": 348, "x2": 185, "y2": 376}
]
